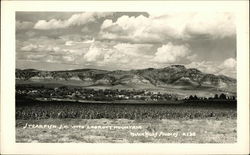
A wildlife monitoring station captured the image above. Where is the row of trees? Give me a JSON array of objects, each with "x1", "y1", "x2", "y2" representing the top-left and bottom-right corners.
[{"x1": 186, "y1": 93, "x2": 236, "y2": 101}]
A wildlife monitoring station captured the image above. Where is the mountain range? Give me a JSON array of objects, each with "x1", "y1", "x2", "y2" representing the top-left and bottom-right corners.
[{"x1": 16, "y1": 65, "x2": 236, "y2": 95}]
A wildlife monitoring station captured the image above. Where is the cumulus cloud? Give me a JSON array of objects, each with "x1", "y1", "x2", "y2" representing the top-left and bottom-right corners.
[
  {"x1": 218, "y1": 58, "x2": 236, "y2": 78},
  {"x1": 100, "y1": 15, "x2": 162, "y2": 43},
  {"x1": 221, "y1": 57, "x2": 236, "y2": 68},
  {"x1": 186, "y1": 58, "x2": 237, "y2": 78},
  {"x1": 34, "y1": 12, "x2": 113, "y2": 29},
  {"x1": 16, "y1": 12, "x2": 236, "y2": 72},
  {"x1": 186, "y1": 61, "x2": 218, "y2": 74},
  {"x1": 19, "y1": 36, "x2": 90, "y2": 53},
  {"x1": 81, "y1": 41, "x2": 156, "y2": 69},
  {"x1": 17, "y1": 36, "x2": 92, "y2": 65},
  {"x1": 16, "y1": 21, "x2": 34, "y2": 30},
  {"x1": 83, "y1": 44, "x2": 104, "y2": 62},
  {"x1": 19, "y1": 37, "x2": 195, "y2": 71},
  {"x1": 185, "y1": 13, "x2": 235, "y2": 39},
  {"x1": 100, "y1": 12, "x2": 235, "y2": 43},
  {"x1": 153, "y1": 43, "x2": 191, "y2": 63},
  {"x1": 34, "y1": 19, "x2": 68, "y2": 30}
]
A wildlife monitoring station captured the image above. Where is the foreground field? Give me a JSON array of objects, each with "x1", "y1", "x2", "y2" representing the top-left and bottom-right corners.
[
  {"x1": 16, "y1": 98, "x2": 236, "y2": 143},
  {"x1": 16, "y1": 98, "x2": 236, "y2": 120},
  {"x1": 16, "y1": 118, "x2": 236, "y2": 143}
]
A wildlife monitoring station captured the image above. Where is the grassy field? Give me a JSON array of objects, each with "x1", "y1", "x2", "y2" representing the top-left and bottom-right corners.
[
  {"x1": 16, "y1": 118, "x2": 236, "y2": 143},
  {"x1": 16, "y1": 99, "x2": 236, "y2": 120},
  {"x1": 16, "y1": 98, "x2": 237, "y2": 143}
]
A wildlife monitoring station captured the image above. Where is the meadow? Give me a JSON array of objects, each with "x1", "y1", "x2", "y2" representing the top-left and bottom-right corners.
[{"x1": 16, "y1": 98, "x2": 237, "y2": 143}]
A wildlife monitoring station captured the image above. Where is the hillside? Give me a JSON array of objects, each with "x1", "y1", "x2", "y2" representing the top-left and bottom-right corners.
[{"x1": 16, "y1": 65, "x2": 236, "y2": 94}]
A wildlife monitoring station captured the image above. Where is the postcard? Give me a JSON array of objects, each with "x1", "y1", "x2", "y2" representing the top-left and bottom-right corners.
[{"x1": 1, "y1": 1, "x2": 249, "y2": 154}]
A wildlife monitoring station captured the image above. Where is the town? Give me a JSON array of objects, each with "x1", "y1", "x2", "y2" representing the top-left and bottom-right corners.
[{"x1": 16, "y1": 85, "x2": 236, "y2": 102}]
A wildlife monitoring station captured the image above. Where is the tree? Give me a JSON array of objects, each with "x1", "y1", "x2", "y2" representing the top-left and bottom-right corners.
[
  {"x1": 231, "y1": 96, "x2": 236, "y2": 100},
  {"x1": 214, "y1": 94, "x2": 219, "y2": 99},
  {"x1": 193, "y1": 95, "x2": 198, "y2": 100},
  {"x1": 219, "y1": 93, "x2": 227, "y2": 99},
  {"x1": 189, "y1": 95, "x2": 194, "y2": 100}
]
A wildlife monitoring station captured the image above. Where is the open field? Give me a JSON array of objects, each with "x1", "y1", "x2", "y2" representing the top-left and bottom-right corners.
[
  {"x1": 16, "y1": 98, "x2": 236, "y2": 120},
  {"x1": 16, "y1": 98, "x2": 236, "y2": 143},
  {"x1": 16, "y1": 118, "x2": 236, "y2": 143}
]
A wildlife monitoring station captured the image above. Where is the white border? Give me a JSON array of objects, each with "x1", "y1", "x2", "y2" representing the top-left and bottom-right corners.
[{"x1": 1, "y1": 1, "x2": 249, "y2": 154}]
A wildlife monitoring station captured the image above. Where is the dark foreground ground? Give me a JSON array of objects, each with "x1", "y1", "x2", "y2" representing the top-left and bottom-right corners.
[{"x1": 16, "y1": 98, "x2": 237, "y2": 143}]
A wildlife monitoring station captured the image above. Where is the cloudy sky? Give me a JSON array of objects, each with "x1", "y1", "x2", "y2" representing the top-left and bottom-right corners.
[{"x1": 16, "y1": 12, "x2": 236, "y2": 78}]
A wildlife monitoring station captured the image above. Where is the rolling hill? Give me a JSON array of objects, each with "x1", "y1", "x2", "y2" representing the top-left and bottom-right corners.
[{"x1": 16, "y1": 65, "x2": 236, "y2": 95}]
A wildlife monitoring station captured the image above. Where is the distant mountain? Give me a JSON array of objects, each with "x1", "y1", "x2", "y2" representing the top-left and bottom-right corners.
[{"x1": 16, "y1": 65, "x2": 236, "y2": 93}]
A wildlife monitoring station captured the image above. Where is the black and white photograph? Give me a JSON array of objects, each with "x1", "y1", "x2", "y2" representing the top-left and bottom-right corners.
[
  {"x1": 1, "y1": 1, "x2": 249, "y2": 154},
  {"x1": 15, "y1": 11, "x2": 237, "y2": 143}
]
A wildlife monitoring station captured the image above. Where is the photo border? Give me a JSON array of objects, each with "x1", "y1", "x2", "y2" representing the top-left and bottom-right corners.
[{"x1": 1, "y1": 1, "x2": 249, "y2": 154}]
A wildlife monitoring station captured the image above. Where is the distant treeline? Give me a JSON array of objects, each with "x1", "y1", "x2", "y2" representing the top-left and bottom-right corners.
[
  {"x1": 185, "y1": 93, "x2": 236, "y2": 101},
  {"x1": 16, "y1": 84, "x2": 236, "y2": 103}
]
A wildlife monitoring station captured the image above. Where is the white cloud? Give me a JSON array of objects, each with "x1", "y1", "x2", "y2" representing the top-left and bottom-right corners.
[
  {"x1": 113, "y1": 43, "x2": 153, "y2": 56},
  {"x1": 19, "y1": 36, "x2": 90, "y2": 54},
  {"x1": 45, "y1": 55, "x2": 59, "y2": 63},
  {"x1": 34, "y1": 12, "x2": 113, "y2": 29},
  {"x1": 19, "y1": 38, "x2": 194, "y2": 71},
  {"x1": 82, "y1": 39, "x2": 95, "y2": 44},
  {"x1": 59, "y1": 34, "x2": 92, "y2": 42},
  {"x1": 27, "y1": 54, "x2": 45, "y2": 59},
  {"x1": 63, "y1": 55, "x2": 75, "y2": 62},
  {"x1": 21, "y1": 44, "x2": 38, "y2": 51},
  {"x1": 18, "y1": 36, "x2": 92, "y2": 65},
  {"x1": 185, "y1": 13, "x2": 235, "y2": 39},
  {"x1": 218, "y1": 58, "x2": 236, "y2": 78},
  {"x1": 100, "y1": 12, "x2": 235, "y2": 43},
  {"x1": 153, "y1": 43, "x2": 191, "y2": 63},
  {"x1": 65, "y1": 41, "x2": 74, "y2": 46},
  {"x1": 186, "y1": 58, "x2": 237, "y2": 78},
  {"x1": 81, "y1": 41, "x2": 155, "y2": 69},
  {"x1": 64, "y1": 39, "x2": 94, "y2": 46},
  {"x1": 100, "y1": 15, "x2": 159, "y2": 43},
  {"x1": 221, "y1": 58, "x2": 236, "y2": 68},
  {"x1": 34, "y1": 19, "x2": 67, "y2": 30},
  {"x1": 83, "y1": 44, "x2": 104, "y2": 62},
  {"x1": 186, "y1": 61, "x2": 218, "y2": 74},
  {"x1": 20, "y1": 43, "x2": 61, "y2": 53}
]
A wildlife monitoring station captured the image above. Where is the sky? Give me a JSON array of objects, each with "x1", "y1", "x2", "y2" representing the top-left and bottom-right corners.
[{"x1": 16, "y1": 12, "x2": 237, "y2": 78}]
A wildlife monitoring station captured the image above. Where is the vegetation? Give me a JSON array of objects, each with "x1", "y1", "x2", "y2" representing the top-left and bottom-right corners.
[
  {"x1": 16, "y1": 84, "x2": 236, "y2": 120},
  {"x1": 15, "y1": 84, "x2": 237, "y2": 143},
  {"x1": 16, "y1": 97, "x2": 236, "y2": 120},
  {"x1": 16, "y1": 84, "x2": 236, "y2": 102}
]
